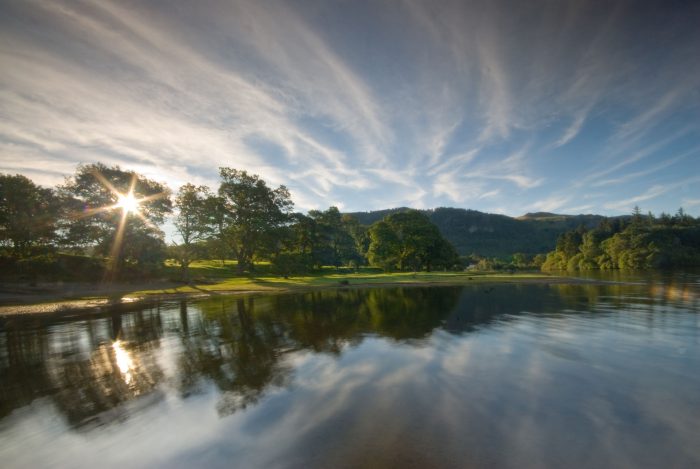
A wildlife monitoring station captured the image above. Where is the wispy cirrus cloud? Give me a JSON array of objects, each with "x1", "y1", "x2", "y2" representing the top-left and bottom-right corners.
[
  {"x1": 0, "y1": 0, "x2": 392, "y2": 205},
  {"x1": 0, "y1": 0, "x2": 698, "y2": 217},
  {"x1": 592, "y1": 147, "x2": 699, "y2": 188},
  {"x1": 603, "y1": 176, "x2": 700, "y2": 212}
]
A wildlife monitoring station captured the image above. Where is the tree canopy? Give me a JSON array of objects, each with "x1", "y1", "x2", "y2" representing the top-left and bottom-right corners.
[
  {"x1": 0, "y1": 174, "x2": 60, "y2": 256},
  {"x1": 541, "y1": 209, "x2": 700, "y2": 271},
  {"x1": 217, "y1": 168, "x2": 293, "y2": 272},
  {"x1": 173, "y1": 183, "x2": 215, "y2": 280},
  {"x1": 368, "y1": 210, "x2": 458, "y2": 271},
  {"x1": 59, "y1": 163, "x2": 172, "y2": 275}
]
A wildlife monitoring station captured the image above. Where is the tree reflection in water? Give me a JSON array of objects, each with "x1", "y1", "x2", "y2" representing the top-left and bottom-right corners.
[
  {"x1": 3, "y1": 281, "x2": 693, "y2": 429},
  {"x1": 0, "y1": 287, "x2": 466, "y2": 425},
  {"x1": 1, "y1": 308, "x2": 164, "y2": 429}
]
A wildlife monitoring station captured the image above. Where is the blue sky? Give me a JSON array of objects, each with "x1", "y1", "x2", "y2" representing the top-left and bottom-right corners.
[{"x1": 1, "y1": 0, "x2": 699, "y2": 216}]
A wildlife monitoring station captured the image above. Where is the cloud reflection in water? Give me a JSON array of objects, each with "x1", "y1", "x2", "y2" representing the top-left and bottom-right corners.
[{"x1": 1, "y1": 279, "x2": 699, "y2": 468}]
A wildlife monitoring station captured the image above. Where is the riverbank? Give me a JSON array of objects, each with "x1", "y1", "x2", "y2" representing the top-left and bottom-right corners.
[{"x1": 0, "y1": 271, "x2": 629, "y2": 317}]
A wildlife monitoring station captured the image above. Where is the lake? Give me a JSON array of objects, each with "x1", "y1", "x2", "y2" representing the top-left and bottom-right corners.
[{"x1": 1, "y1": 277, "x2": 699, "y2": 468}]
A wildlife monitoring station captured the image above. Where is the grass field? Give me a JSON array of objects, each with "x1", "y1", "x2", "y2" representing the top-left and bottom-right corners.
[{"x1": 137, "y1": 260, "x2": 550, "y2": 297}]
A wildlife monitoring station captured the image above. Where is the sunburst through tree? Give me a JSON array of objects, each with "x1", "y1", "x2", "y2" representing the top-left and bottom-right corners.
[{"x1": 60, "y1": 163, "x2": 172, "y2": 280}]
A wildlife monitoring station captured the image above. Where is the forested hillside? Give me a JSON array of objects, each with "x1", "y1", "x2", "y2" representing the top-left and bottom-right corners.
[
  {"x1": 348, "y1": 207, "x2": 610, "y2": 257},
  {"x1": 541, "y1": 210, "x2": 700, "y2": 270}
]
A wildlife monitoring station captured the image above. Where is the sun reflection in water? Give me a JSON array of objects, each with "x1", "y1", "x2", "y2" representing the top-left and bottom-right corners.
[{"x1": 113, "y1": 340, "x2": 134, "y2": 385}]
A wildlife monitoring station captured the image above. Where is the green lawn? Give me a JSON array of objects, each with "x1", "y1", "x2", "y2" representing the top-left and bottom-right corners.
[{"x1": 132, "y1": 260, "x2": 551, "y2": 298}]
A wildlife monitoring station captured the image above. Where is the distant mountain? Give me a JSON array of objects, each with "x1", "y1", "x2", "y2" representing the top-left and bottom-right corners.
[
  {"x1": 346, "y1": 207, "x2": 613, "y2": 258},
  {"x1": 346, "y1": 207, "x2": 413, "y2": 226}
]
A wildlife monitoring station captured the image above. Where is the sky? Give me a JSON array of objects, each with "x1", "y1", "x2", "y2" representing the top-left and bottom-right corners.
[{"x1": 1, "y1": 0, "x2": 699, "y2": 217}]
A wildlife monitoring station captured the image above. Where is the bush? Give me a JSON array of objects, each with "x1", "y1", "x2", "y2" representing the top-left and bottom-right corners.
[
  {"x1": 3, "y1": 253, "x2": 106, "y2": 282},
  {"x1": 271, "y1": 252, "x2": 313, "y2": 277}
]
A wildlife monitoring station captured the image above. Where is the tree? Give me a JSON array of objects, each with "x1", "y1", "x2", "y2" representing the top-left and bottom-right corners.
[
  {"x1": 217, "y1": 168, "x2": 293, "y2": 273},
  {"x1": 532, "y1": 254, "x2": 547, "y2": 269},
  {"x1": 60, "y1": 163, "x2": 172, "y2": 277},
  {"x1": 632, "y1": 205, "x2": 643, "y2": 225},
  {"x1": 541, "y1": 213, "x2": 700, "y2": 271},
  {"x1": 367, "y1": 210, "x2": 457, "y2": 271},
  {"x1": 659, "y1": 212, "x2": 673, "y2": 226},
  {"x1": 289, "y1": 212, "x2": 316, "y2": 256},
  {"x1": 0, "y1": 174, "x2": 60, "y2": 256},
  {"x1": 512, "y1": 253, "x2": 531, "y2": 269},
  {"x1": 342, "y1": 214, "x2": 369, "y2": 266},
  {"x1": 556, "y1": 228, "x2": 584, "y2": 259},
  {"x1": 367, "y1": 220, "x2": 401, "y2": 271},
  {"x1": 675, "y1": 207, "x2": 692, "y2": 226},
  {"x1": 174, "y1": 184, "x2": 214, "y2": 281},
  {"x1": 204, "y1": 194, "x2": 232, "y2": 266},
  {"x1": 578, "y1": 229, "x2": 604, "y2": 269},
  {"x1": 307, "y1": 207, "x2": 359, "y2": 268}
]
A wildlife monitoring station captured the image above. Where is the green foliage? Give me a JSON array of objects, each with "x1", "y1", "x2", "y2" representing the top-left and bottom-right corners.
[
  {"x1": 541, "y1": 211, "x2": 700, "y2": 271},
  {"x1": 59, "y1": 163, "x2": 171, "y2": 277},
  {"x1": 307, "y1": 207, "x2": 360, "y2": 267},
  {"x1": 271, "y1": 252, "x2": 313, "y2": 278},
  {"x1": 342, "y1": 214, "x2": 370, "y2": 260},
  {"x1": 512, "y1": 252, "x2": 531, "y2": 268},
  {"x1": 0, "y1": 174, "x2": 61, "y2": 256},
  {"x1": 120, "y1": 225, "x2": 169, "y2": 272},
  {"x1": 174, "y1": 183, "x2": 215, "y2": 280},
  {"x1": 6, "y1": 164, "x2": 699, "y2": 285},
  {"x1": 367, "y1": 210, "x2": 458, "y2": 271},
  {"x1": 217, "y1": 168, "x2": 293, "y2": 272},
  {"x1": 532, "y1": 254, "x2": 547, "y2": 268},
  {"x1": 367, "y1": 220, "x2": 401, "y2": 271},
  {"x1": 349, "y1": 207, "x2": 608, "y2": 257},
  {"x1": 0, "y1": 253, "x2": 105, "y2": 282},
  {"x1": 273, "y1": 209, "x2": 365, "y2": 272}
]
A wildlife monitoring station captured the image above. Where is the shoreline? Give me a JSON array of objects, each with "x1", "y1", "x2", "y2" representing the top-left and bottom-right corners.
[{"x1": 0, "y1": 273, "x2": 635, "y2": 318}]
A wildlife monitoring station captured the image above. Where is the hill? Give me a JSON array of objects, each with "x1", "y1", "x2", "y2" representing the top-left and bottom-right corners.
[{"x1": 346, "y1": 207, "x2": 612, "y2": 258}]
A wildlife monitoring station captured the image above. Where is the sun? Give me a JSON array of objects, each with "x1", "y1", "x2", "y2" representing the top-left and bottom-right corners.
[{"x1": 116, "y1": 191, "x2": 140, "y2": 214}]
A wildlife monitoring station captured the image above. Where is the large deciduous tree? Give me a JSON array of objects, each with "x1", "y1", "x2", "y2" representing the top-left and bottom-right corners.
[
  {"x1": 0, "y1": 174, "x2": 61, "y2": 256},
  {"x1": 60, "y1": 163, "x2": 172, "y2": 276},
  {"x1": 217, "y1": 168, "x2": 293, "y2": 273},
  {"x1": 342, "y1": 214, "x2": 369, "y2": 266},
  {"x1": 174, "y1": 183, "x2": 214, "y2": 281},
  {"x1": 367, "y1": 219, "x2": 401, "y2": 271},
  {"x1": 307, "y1": 206, "x2": 359, "y2": 268},
  {"x1": 368, "y1": 210, "x2": 457, "y2": 271}
]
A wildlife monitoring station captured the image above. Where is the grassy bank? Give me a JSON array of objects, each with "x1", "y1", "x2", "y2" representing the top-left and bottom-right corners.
[
  {"x1": 140, "y1": 259, "x2": 552, "y2": 294},
  {"x1": 0, "y1": 260, "x2": 562, "y2": 315}
]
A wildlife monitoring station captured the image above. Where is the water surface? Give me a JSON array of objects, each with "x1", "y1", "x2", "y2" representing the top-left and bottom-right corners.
[{"x1": 1, "y1": 279, "x2": 699, "y2": 468}]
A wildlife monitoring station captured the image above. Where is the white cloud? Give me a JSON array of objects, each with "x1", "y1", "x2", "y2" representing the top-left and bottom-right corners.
[
  {"x1": 552, "y1": 109, "x2": 588, "y2": 148},
  {"x1": 531, "y1": 196, "x2": 572, "y2": 213},
  {"x1": 0, "y1": 0, "x2": 698, "y2": 217},
  {"x1": 603, "y1": 175, "x2": 700, "y2": 212}
]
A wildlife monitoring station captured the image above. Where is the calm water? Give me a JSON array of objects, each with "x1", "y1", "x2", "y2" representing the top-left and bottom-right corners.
[{"x1": 1, "y1": 278, "x2": 699, "y2": 468}]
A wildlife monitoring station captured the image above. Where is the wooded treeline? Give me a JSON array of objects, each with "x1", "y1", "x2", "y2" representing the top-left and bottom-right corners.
[
  {"x1": 350, "y1": 208, "x2": 608, "y2": 258},
  {"x1": 3, "y1": 165, "x2": 698, "y2": 282},
  {"x1": 541, "y1": 207, "x2": 700, "y2": 271},
  {"x1": 0, "y1": 164, "x2": 458, "y2": 281}
]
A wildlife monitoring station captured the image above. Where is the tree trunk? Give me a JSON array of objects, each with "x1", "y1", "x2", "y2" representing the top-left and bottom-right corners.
[
  {"x1": 236, "y1": 248, "x2": 247, "y2": 273},
  {"x1": 181, "y1": 258, "x2": 191, "y2": 283}
]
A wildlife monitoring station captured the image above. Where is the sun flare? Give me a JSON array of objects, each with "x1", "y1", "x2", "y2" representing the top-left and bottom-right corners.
[{"x1": 117, "y1": 192, "x2": 140, "y2": 214}]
